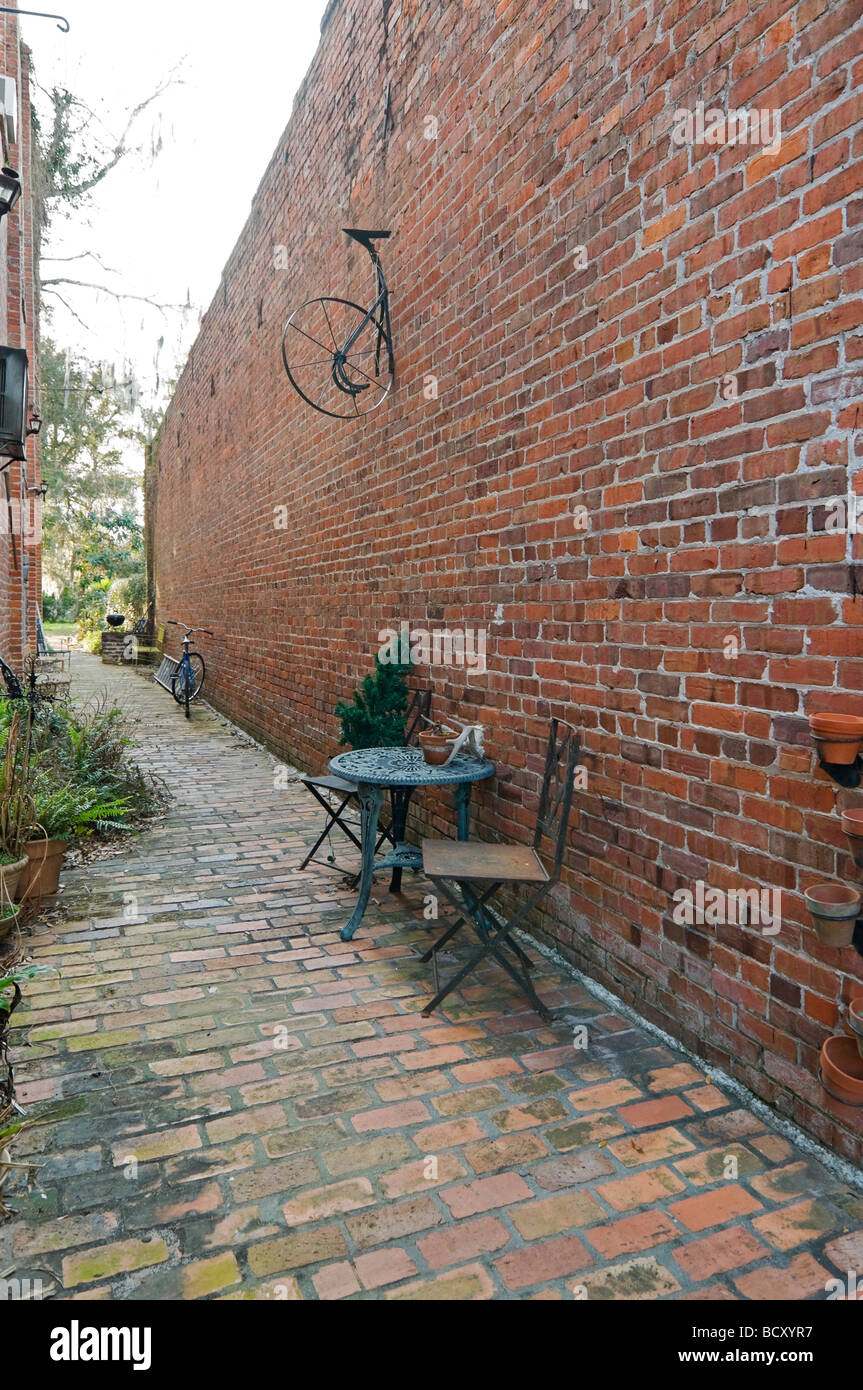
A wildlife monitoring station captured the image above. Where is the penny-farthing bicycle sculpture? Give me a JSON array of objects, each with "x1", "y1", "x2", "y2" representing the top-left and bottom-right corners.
[{"x1": 281, "y1": 229, "x2": 395, "y2": 419}]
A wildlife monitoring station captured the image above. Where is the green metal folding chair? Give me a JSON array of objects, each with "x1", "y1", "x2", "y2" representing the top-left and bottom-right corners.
[
  {"x1": 420, "y1": 719, "x2": 581, "y2": 1021},
  {"x1": 299, "y1": 688, "x2": 432, "y2": 878}
]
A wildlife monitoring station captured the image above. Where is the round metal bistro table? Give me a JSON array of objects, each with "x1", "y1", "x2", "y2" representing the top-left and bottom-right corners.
[{"x1": 328, "y1": 747, "x2": 495, "y2": 942}]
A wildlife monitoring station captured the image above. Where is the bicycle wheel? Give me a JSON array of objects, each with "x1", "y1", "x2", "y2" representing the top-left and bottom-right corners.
[
  {"x1": 185, "y1": 654, "x2": 206, "y2": 701},
  {"x1": 282, "y1": 297, "x2": 393, "y2": 420}
]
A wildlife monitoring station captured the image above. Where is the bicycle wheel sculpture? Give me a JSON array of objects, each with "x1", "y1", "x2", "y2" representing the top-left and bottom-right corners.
[{"x1": 282, "y1": 230, "x2": 394, "y2": 420}]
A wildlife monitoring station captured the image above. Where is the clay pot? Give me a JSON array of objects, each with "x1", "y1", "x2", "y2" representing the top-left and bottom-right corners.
[
  {"x1": 803, "y1": 883, "x2": 861, "y2": 948},
  {"x1": 418, "y1": 732, "x2": 455, "y2": 767},
  {"x1": 848, "y1": 999, "x2": 863, "y2": 1062},
  {"x1": 0, "y1": 855, "x2": 28, "y2": 905},
  {"x1": 841, "y1": 808, "x2": 863, "y2": 869},
  {"x1": 820, "y1": 1035, "x2": 863, "y2": 1106},
  {"x1": 809, "y1": 714, "x2": 863, "y2": 765},
  {"x1": 0, "y1": 906, "x2": 20, "y2": 947},
  {"x1": 15, "y1": 838, "x2": 69, "y2": 902}
]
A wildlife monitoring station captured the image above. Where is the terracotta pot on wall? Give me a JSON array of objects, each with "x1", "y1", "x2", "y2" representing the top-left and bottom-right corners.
[
  {"x1": 820, "y1": 1035, "x2": 863, "y2": 1106},
  {"x1": 803, "y1": 884, "x2": 861, "y2": 949},
  {"x1": 841, "y1": 808, "x2": 863, "y2": 869},
  {"x1": 848, "y1": 999, "x2": 863, "y2": 1062},
  {"x1": 809, "y1": 714, "x2": 863, "y2": 765}
]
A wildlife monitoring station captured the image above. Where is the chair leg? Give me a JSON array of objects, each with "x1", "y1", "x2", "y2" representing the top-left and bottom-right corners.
[
  {"x1": 421, "y1": 877, "x2": 551, "y2": 1020},
  {"x1": 419, "y1": 880, "x2": 499, "y2": 963},
  {"x1": 299, "y1": 796, "x2": 348, "y2": 870},
  {"x1": 470, "y1": 894, "x2": 536, "y2": 973},
  {"x1": 299, "y1": 789, "x2": 362, "y2": 870},
  {"x1": 479, "y1": 927, "x2": 551, "y2": 1022}
]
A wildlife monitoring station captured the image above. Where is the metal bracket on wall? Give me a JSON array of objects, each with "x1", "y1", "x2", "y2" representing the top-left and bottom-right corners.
[{"x1": 0, "y1": 7, "x2": 69, "y2": 30}]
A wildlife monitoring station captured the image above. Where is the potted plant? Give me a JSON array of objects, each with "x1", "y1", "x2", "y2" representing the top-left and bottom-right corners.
[
  {"x1": 803, "y1": 883, "x2": 861, "y2": 948},
  {"x1": 335, "y1": 657, "x2": 412, "y2": 749},
  {"x1": 17, "y1": 781, "x2": 132, "y2": 903},
  {"x1": 418, "y1": 721, "x2": 457, "y2": 766},
  {"x1": 0, "y1": 902, "x2": 20, "y2": 948},
  {"x1": 16, "y1": 782, "x2": 76, "y2": 902},
  {"x1": 0, "y1": 711, "x2": 33, "y2": 904},
  {"x1": 0, "y1": 851, "x2": 27, "y2": 908}
]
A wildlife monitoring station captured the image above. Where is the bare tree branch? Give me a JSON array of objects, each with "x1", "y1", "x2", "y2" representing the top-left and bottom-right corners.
[
  {"x1": 42, "y1": 250, "x2": 120, "y2": 274},
  {"x1": 41, "y1": 277, "x2": 189, "y2": 316},
  {"x1": 41, "y1": 286, "x2": 93, "y2": 331}
]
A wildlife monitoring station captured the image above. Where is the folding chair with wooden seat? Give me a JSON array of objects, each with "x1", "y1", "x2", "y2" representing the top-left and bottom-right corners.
[
  {"x1": 420, "y1": 719, "x2": 580, "y2": 1021},
  {"x1": 299, "y1": 688, "x2": 432, "y2": 877}
]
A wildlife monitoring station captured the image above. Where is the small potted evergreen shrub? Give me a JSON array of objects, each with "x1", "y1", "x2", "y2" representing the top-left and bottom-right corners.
[{"x1": 335, "y1": 657, "x2": 412, "y2": 749}]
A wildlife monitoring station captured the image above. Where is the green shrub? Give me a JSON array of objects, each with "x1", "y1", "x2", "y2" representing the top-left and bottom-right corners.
[
  {"x1": 108, "y1": 568, "x2": 147, "y2": 625},
  {"x1": 75, "y1": 580, "x2": 111, "y2": 651},
  {"x1": 29, "y1": 696, "x2": 165, "y2": 837},
  {"x1": 335, "y1": 657, "x2": 412, "y2": 749}
]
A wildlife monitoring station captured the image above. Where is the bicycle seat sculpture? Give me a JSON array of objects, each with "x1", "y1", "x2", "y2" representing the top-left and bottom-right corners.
[{"x1": 281, "y1": 229, "x2": 394, "y2": 419}]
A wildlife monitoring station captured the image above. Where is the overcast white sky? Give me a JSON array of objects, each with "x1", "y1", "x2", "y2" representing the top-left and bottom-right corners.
[{"x1": 22, "y1": 0, "x2": 328, "y2": 413}]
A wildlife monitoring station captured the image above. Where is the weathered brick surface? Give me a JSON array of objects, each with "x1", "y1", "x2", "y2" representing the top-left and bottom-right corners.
[
  {"x1": 3, "y1": 655, "x2": 861, "y2": 1301},
  {"x1": 0, "y1": 7, "x2": 41, "y2": 664},
  {"x1": 145, "y1": 0, "x2": 863, "y2": 1164}
]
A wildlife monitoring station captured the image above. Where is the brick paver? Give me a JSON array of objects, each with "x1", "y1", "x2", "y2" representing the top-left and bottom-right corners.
[{"x1": 3, "y1": 654, "x2": 861, "y2": 1300}]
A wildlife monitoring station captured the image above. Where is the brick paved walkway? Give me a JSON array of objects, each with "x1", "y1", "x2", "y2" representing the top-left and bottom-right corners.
[{"x1": 3, "y1": 654, "x2": 861, "y2": 1301}]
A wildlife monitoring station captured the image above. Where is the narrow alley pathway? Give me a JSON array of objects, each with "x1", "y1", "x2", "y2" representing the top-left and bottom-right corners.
[{"x1": 2, "y1": 655, "x2": 861, "y2": 1300}]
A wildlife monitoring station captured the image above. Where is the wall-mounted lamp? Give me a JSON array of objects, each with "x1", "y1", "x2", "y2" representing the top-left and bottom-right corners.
[
  {"x1": 26, "y1": 481, "x2": 47, "y2": 497},
  {"x1": 27, "y1": 409, "x2": 41, "y2": 436},
  {"x1": 0, "y1": 167, "x2": 21, "y2": 220}
]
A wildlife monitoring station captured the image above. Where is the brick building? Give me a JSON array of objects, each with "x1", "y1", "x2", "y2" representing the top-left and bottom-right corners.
[
  {"x1": 0, "y1": 2, "x2": 41, "y2": 669},
  {"x1": 148, "y1": 0, "x2": 863, "y2": 1162}
]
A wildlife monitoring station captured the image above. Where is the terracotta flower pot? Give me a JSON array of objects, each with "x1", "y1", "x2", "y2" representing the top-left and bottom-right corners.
[
  {"x1": 0, "y1": 906, "x2": 21, "y2": 947},
  {"x1": 841, "y1": 808, "x2": 863, "y2": 869},
  {"x1": 15, "y1": 838, "x2": 69, "y2": 902},
  {"x1": 803, "y1": 883, "x2": 861, "y2": 948},
  {"x1": 418, "y1": 731, "x2": 455, "y2": 767},
  {"x1": 848, "y1": 999, "x2": 863, "y2": 1062},
  {"x1": 0, "y1": 855, "x2": 28, "y2": 906},
  {"x1": 820, "y1": 1035, "x2": 863, "y2": 1106},
  {"x1": 810, "y1": 714, "x2": 863, "y2": 765}
]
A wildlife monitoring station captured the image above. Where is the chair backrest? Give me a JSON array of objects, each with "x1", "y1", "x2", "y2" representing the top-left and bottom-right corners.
[
  {"x1": 533, "y1": 719, "x2": 580, "y2": 880},
  {"x1": 404, "y1": 689, "x2": 432, "y2": 746}
]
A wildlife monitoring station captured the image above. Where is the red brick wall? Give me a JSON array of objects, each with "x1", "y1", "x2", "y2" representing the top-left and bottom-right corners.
[
  {"x1": 0, "y1": 2, "x2": 41, "y2": 668},
  {"x1": 149, "y1": 0, "x2": 863, "y2": 1162}
]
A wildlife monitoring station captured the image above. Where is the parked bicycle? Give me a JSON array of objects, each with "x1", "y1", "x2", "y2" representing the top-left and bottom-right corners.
[{"x1": 156, "y1": 622, "x2": 213, "y2": 720}]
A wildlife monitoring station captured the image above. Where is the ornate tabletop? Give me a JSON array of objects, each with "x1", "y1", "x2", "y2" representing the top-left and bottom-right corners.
[{"x1": 329, "y1": 747, "x2": 495, "y2": 787}]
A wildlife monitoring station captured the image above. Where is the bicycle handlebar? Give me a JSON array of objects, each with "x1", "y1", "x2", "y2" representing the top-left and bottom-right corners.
[{"x1": 167, "y1": 621, "x2": 214, "y2": 637}]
